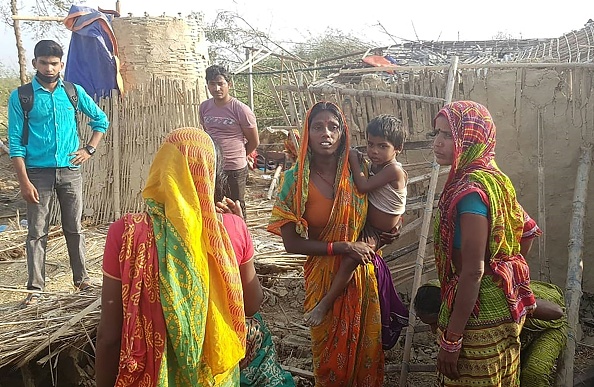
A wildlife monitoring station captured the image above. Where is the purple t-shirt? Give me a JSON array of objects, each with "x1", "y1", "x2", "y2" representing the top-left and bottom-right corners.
[{"x1": 199, "y1": 98, "x2": 257, "y2": 170}]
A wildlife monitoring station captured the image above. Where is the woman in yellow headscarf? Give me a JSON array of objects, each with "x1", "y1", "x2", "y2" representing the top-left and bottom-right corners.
[
  {"x1": 268, "y1": 101, "x2": 384, "y2": 386},
  {"x1": 95, "y1": 128, "x2": 246, "y2": 386}
]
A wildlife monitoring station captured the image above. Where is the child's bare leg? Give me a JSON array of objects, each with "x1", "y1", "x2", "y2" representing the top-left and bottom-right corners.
[{"x1": 305, "y1": 257, "x2": 359, "y2": 326}]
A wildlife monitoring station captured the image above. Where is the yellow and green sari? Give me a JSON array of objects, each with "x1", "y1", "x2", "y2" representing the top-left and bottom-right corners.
[{"x1": 115, "y1": 128, "x2": 246, "y2": 386}]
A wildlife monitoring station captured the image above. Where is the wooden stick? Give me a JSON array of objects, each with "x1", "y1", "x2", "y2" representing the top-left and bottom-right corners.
[
  {"x1": 537, "y1": 109, "x2": 549, "y2": 281},
  {"x1": 559, "y1": 144, "x2": 592, "y2": 386},
  {"x1": 399, "y1": 55, "x2": 458, "y2": 386},
  {"x1": 268, "y1": 77, "x2": 293, "y2": 126},
  {"x1": 277, "y1": 84, "x2": 445, "y2": 105},
  {"x1": 11, "y1": 15, "x2": 64, "y2": 21},
  {"x1": 282, "y1": 365, "x2": 314, "y2": 379},
  {"x1": 267, "y1": 165, "x2": 283, "y2": 200},
  {"x1": 111, "y1": 90, "x2": 122, "y2": 220},
  {"x1": 339, "y1": 62, "x2": 594, "y2": 75}
]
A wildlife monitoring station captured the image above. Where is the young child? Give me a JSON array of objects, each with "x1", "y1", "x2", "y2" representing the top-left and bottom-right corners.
[{"x1": 305, "y1": 114, "x2": 408, "y2": 327}]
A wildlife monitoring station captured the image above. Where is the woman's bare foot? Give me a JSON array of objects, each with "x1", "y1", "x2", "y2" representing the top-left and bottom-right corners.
[{"x1": 305, "y1": 300, "x2": 331, "y2": 326}]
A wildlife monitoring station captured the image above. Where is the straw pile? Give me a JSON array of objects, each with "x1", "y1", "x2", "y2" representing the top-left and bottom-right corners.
[
  {"x1": 0, "y1": 223, "x2": 109, "y2": 370},
  {"x1": 0, "y1": 289, "x2": 101, "y2": 369}
]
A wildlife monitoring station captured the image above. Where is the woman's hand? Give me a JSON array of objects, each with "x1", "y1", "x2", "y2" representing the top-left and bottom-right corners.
[
  {"x1": 343, "y1": 241, "x2": 375, "y2": 265},
  {"x1": 437, "y1": 347, "x2": 461, "y2": 380},
  {"x1": 216, "y1": 197, "x2": 243, "y2": 219}
]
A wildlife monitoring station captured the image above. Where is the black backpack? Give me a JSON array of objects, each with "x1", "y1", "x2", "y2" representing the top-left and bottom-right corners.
[{"x1": 18, "y1": 81, "x2": 79, "y2": 146}]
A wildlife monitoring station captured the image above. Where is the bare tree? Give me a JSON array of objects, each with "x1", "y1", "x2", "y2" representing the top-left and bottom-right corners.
[
  {"x1": 2, "y1": 0, "x2": 75, "y2": 84},
  {"x1": 9, "y1": 0, "x2": 28, "y2": 84}
]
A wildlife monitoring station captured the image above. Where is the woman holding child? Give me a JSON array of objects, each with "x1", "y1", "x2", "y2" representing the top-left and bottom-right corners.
[
  {"x1": 431, "y1": 101, "x2": 536, "y2": 386},
  {"x1": 267, "y1": 101, "x2": 384, "y2": 386}
]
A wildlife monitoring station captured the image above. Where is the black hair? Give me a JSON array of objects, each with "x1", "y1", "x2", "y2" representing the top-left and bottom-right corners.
[
  {"x1": 366, "y1": 114, "x2": 406, "y2": 149},
  {"x1": 34, "y1": 40, "x2": 63, "y2": 59},
  {"x1": 307, "y1": 101, "x2": 347, "y2": 154},
  {"x1": 413, "y1": 285, "x2": 442, "y2": 316},
  {"x1": 212, "y1": 140, "x2": 227, "y2": 203},
  {"x1": 205, "y1": 64, "x2": 232, "y2": 83}
]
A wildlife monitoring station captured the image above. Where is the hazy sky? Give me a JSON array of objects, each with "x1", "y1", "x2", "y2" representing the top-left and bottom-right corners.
[{"x1": 0, "y1": 0, "x2": 590, "y2": 72}]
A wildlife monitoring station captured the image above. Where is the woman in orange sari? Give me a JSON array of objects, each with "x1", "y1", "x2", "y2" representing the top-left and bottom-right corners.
[
  {"x1": 268, "y1": 101, "x2": 384, "y2": 386},
  {"x1": 95, "y1": 128, "x2": 246, "y2": 386}
]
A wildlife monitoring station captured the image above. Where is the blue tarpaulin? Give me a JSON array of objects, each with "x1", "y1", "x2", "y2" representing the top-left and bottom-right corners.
[{"x1": 64, "y1": 5, "x2": 123, "y2": 99}]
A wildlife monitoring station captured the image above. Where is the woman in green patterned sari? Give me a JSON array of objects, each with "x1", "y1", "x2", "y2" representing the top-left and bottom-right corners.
[{"x1": 432, "y1": 101, "x2": 537, "y2": 386}]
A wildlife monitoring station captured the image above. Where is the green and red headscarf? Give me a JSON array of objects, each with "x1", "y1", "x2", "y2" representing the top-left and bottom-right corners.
[{"x1": 433, "y1": 101, "x2": 536, "y2": 322}]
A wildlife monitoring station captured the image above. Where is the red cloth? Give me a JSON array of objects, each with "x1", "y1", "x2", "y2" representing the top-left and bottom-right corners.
[
  {"x1": 522, "y1": 209, "x2": 542, "y2": 240},
  {"x1": 221, "y1": 213, "x2": 254, "y2": 265},
  {"x1": 102, "y1": 213, "x2": 166, "y2": 386},
  {"x1": 362, "y1": 55, "x2": 395, "y2": 74}
]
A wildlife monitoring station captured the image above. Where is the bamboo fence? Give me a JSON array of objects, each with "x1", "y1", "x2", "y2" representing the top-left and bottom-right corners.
[
  {"x1": 269, "y1": 58, "x2": 594, "y2": 384},
  {"x1": 45, "y1": 78, "x2": 205, "y2": 226}
]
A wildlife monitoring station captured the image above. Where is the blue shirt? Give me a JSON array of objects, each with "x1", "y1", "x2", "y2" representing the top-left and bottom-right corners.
[
  {"x1": 453, "y1": 192, "x2": 489, "y2": 249},
  {"x1": 8, "y1": 77, "x2": 109, "y2": 168}
]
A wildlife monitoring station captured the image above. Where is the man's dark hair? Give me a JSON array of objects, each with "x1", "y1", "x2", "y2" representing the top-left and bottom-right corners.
[
  {"x1": 212, "y1": 139, "x2": 228, "y2": 203},
  {"x1": 205, "y1": 65, "x2": 232, "y2": 83},
  {"x1": 413, "y1": 285, "x2": 441, "y2": 316},
  {"x1": 366, "y1": 114, "x2": 406, "y2": 149},
  {"x1": 34, "y1": 40, "x2": 64, "y2": 59}
]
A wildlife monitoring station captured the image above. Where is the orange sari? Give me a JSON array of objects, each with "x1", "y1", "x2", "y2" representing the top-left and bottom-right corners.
[{"x1": 268, "y1": 102, "x2": 384, "y2": 386}]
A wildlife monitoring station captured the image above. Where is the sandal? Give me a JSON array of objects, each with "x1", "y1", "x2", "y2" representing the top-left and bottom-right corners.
[{"x1": 20, "y1": 293, "x2": 41, "y2": 308}]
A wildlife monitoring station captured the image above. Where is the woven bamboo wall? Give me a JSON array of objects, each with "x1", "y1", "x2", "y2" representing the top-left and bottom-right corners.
[
  {"x1": 49, "y1": 79, "x2": 203, "y2": 226},
  {"x1": 111, "y1": 16, "x2": 209, "y2": 101}
]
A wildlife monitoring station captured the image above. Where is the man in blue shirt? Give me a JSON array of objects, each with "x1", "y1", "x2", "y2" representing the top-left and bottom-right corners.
[{"x1": 7, "y1": 40, "x2": 109, "y2": 306}]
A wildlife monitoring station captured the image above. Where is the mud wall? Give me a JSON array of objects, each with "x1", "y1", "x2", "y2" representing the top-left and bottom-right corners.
[{"x1": 299, "y1": 66, "x2": 594, "y2": 293}]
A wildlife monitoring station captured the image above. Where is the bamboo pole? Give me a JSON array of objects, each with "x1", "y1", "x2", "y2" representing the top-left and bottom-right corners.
[
  {"x1": 537, "y1": 109, "x2": 549, "y2": 280},
  {"x1": 339, "y1": 62, "x2": 594, "y2": 75},
  {"x1": 246, "y1": 47, "x2": 254, "y2": 111},
  {"x1": 558, "y1": 144, "x2": 592, "y2": 386},
  {"x1": 399, "y1": 55, "x2": 459, "y2": 386},
  {"x1": 268, "y1": 78, "x2": 292, "y2": 126},
  {"x1": 11, "y1": 15, "x2": 64, "y2": 21},
  {"x1": 276, "y1": 84, "x2": 445, "y2": 105},
  {"x1": 287, "y1": 91, "x2": 301, "y2": 128},
  {"x1": 267, "y1": 165, "x2": 283, "y2": 200},
  {"x1": 111, "y1": 90, "x2": 122, "y2": 220}
]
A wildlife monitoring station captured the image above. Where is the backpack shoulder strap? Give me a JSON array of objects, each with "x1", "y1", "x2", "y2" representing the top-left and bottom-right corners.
[
  {"x1": 17, "y1": 83, "x2": 34, "y2": 146},
  {"x1": 63, "y1": 81, "x2": 79, "y2": 112}
]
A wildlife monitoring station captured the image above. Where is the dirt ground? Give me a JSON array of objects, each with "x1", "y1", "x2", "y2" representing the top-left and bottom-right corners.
[{"x1": 0, "y1": 152, "x2": 594, "y2": 386}]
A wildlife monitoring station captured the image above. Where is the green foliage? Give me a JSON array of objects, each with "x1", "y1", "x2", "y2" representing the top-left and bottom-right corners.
[
  {"x1": 232, "y1": 73, "x2": 287, "y2": 128},
  {"x1": 201, "y1": 15, "x2": 375, "y2": 129},
  {"x1": 292, "y1": 29, "x2": 370, "y2": 62},
  {"x1": 200, "y1": 10, "x2": 269, "y2": 66}
]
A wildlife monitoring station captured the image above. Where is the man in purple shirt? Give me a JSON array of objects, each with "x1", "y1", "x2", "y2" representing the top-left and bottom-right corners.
[
  {"x1": 8, "y1": 40, "x2": 109, "y2": 306},
  {"x1": 199, "y1": 65, "x2": 259, "y2": 217}
]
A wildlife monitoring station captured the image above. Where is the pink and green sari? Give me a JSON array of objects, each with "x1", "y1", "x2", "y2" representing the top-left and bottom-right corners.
[{"x1": 433, "y1": 101, "x2": 536, "y2": 386}]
